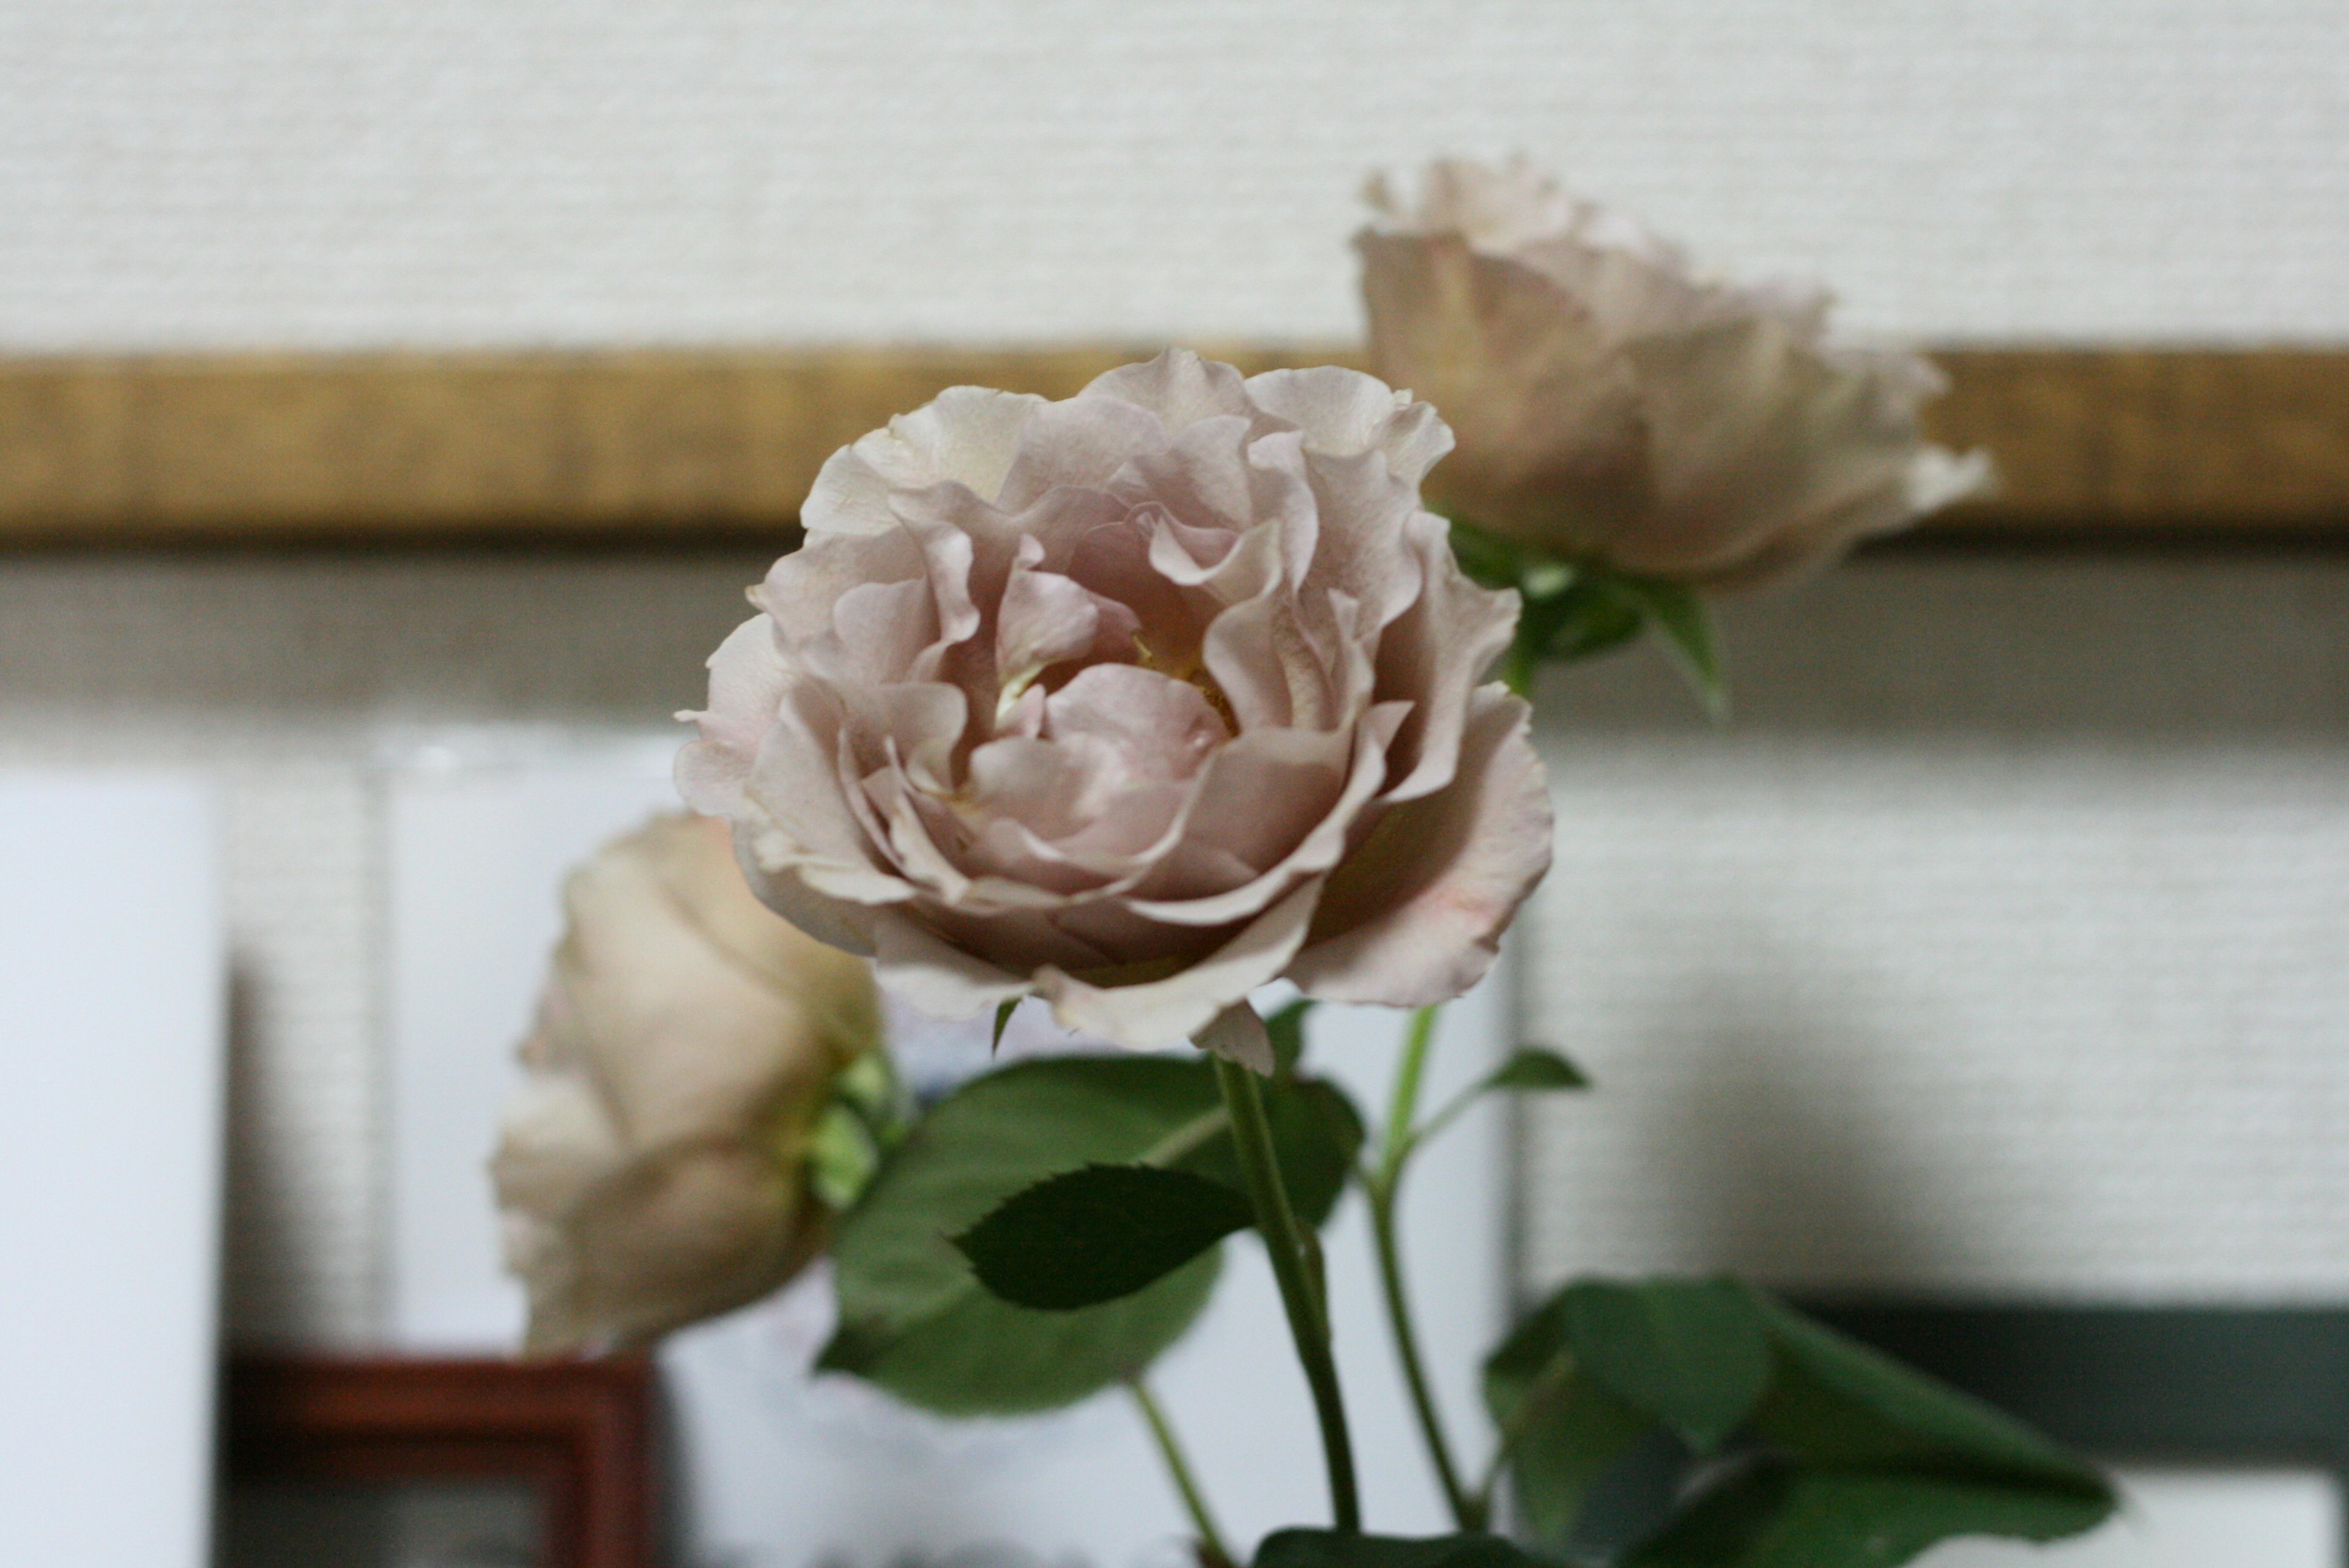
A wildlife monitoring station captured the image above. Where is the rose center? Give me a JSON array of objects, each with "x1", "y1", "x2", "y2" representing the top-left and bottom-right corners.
[{"x1": 1132, "y1": 634, "x2": 1237, "y2": 734}]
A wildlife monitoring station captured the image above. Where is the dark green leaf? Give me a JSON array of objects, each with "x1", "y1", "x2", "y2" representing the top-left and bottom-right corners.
[
  {"x1": 1485, "y1": 1047, "x2": 1590, "y2": 1092},
  {"x1": 1563, "y1": 1278, "x2": 1775, "y2": 1452},
  {"x1": 823, "y1": 1054, "x2": 1361, "y2": 1414},
  {"x1": 1265, "y1": 997, "x2": 1313, "y2": 1078},
  {"x1": 1485, "y1": 1278, "x2": 2118, "y2": 1567},
  {"x1": 952, "y1": 1164, "x2": 1252, "y2": 1310},
  {"x1": 991, "y1": 996, "x2": 1020, "y2": 1052},
  {"x1": 1744, "y1": 1289, "x2": 2110, "y2": 1495},
  {"x1": 1625, "y1": 1463, "x2": 2113, "y2": 1568},
  {"x1": 818, "y1": 1251, "x2": 1222, "y2": 1413},
  {"x1": 1482, "y1": 1290, "x2": 1653, "y2": 1545},
  {"x1": 1254, "y1": 1530, "x2": 1548, "y2": 1568}
]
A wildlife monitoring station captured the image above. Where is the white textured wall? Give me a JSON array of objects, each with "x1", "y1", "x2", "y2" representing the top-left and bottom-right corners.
[
  {"x1": 1523, "y1": 564, "x2": 2349, "y2": 1301},
  {"x1": 3, "y1": 1, "x2": 2347, "y2": 350}
]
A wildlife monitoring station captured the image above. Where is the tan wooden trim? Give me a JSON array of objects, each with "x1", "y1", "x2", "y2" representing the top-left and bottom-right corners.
[{"x1": 2, "y1": 346, "x2": 2345, "y2": 546}]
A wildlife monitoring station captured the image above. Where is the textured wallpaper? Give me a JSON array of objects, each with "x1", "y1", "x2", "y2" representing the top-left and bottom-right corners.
[
  {"x1": 2, "y1": 1, "x2": 2345, "y2": 350},
  {"x1": 1524, "y1": 563, "x2": 2349, "y2": 1301}
]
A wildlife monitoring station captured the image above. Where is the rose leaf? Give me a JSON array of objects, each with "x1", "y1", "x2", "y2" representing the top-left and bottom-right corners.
[
  {"x1": 1622, "y1": 1468, "x2": 2115, "y2": 1568},
  {"x1": 1483, "y1": 1287, "x2": 1658, "y2": 1547},
  {"x1": 1253, "y1": 1530, "x2": 1549, "y2": 1568},
  {"x1": 952, "y1": 1164, "x2": 1252, "y2": 1311},
  {"x1": 1484, "y1": 1046, "x2": 1590, "y2": 1092},
  {"x1": 1560, "y1": 1277, "x2": 1776, "y2": 1453},
  {"x1": 1743, "y1": 1287, "x2": 2113, "y2": 1495},
  {"x1": 820, "y1": 1053, "x2": 1361, "y2": 1415}
]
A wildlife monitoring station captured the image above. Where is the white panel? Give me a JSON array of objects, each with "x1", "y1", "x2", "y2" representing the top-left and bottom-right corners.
[
  {"x1": 384, "y1": 730, "x2": 686, "y2": 1349},
  {"x1": 0, "y1": 772, "x2": 224, "y2": 1568},
  {"x1": 382, "y1": 730, "x2": 1513, "y2": 1562},
  {"x1": 1924, "y1": 1466, "x2": 2341, "y2": 1568}
]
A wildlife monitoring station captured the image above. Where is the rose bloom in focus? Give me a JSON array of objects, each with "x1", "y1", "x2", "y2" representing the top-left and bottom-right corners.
[
  {"x1": 492, "y1": 813, "x2": 883, "y2": 1353},
  {"x1": 680, "y1": 350, "x2": 1553, "y2": 1060},
  {"x1": 1358, "y1": 157, "x2": 1990, "y2": 586}
]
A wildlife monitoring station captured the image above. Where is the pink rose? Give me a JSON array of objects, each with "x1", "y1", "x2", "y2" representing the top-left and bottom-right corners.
[
  {"x1": 492, "y1": 813, "x2": 883, "y2": 1353},
  {"x1": 1359, "y1": 157, "x2": 1989, "y2": 586},
  {"x1": 680, "y1": 350, "x2": 1551, "y2": 1060}
]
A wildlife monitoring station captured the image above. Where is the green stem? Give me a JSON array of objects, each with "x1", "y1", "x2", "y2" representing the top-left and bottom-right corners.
[
  {"x1": 1380, "y1": 1005, "x2": 1441, "y2": 1173},
  {"x1": 1128, "y1": 1375, "x2": 1237, "y2": 1568},
  {"x1": 1211, "y1": 1053, "x2": 1361, "y2": 1533},
  {"x1": 1367, "y1": 1005, "x2": 1482, "y2": 1531}
]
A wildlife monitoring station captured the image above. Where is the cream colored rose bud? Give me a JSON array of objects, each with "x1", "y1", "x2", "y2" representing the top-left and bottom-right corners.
[
  {"x1": 1357, "y1": 157, "x2": 1990, "y2": 587},
  {"x1": 492, "y1": 812, "x2": 883, "y2": 1354}
]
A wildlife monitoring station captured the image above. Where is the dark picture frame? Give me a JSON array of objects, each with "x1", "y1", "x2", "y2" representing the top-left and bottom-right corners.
[{"x1": 222, "y1": 1355, "x2": 658, "y2": 1568}]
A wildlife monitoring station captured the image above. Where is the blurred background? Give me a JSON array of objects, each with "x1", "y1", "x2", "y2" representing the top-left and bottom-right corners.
[{"x1": 1, "y1": 4, "x2": 2344, "y2": 1567}]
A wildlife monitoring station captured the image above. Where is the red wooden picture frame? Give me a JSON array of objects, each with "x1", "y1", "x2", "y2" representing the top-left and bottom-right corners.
[{"x1": 223, "y1": 1355, "x2": 658, "y2": 1568}]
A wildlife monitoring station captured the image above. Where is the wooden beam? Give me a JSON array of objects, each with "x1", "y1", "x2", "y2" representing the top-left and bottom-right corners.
[
  {"x1": 1917, "y1": 349, "x2": 2349, "y2": 534},
  {"x1": 2, "y1": 347, "x2": 2345, "y2": 546}
]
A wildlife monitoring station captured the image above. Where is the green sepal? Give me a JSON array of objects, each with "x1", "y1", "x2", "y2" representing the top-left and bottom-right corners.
[
  {"x1": 1444, "y1": 514, "x2": 1727, "y2": 714},
  {"x1": 1611, "y1": 575, "x2": 1726, "y2": 719},
  {"x1": 805, "y1": 1101, "x2": 883, "y2": 1213},
  {"x1": 803, "y1": 1048, "x2": 906, "y2": 1213}
]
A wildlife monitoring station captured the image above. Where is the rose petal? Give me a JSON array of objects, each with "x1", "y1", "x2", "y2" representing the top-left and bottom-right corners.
[
  {"x1": 1085, "y1": 349, "x2": 1261, "y2": 437},
  {"x1": 1123, "y1": 711, "x2": 1401, "y2": 926},
  {"x1": 1245, "y1": 364, "x2": 1454, "y2": 487},
  {"x1": 1373, "y1": 512, "x2": 1520, "y2": 804},
  {"x1": 804, "y1": 385, "x2": 1046, "y2": 533},
  {"x1": 996, "y1": 566, "x2": 1140, "y2": 712},
  {"x1": 1283, "y1": 686, "x2": 1551, "y2": 1007},
  {"x1": 677, "y1": 615, "x2": 789, "y2": 818},
  {"x1": 1359, "y1": 157, "x2": 1978, "y2": 583},
  {"x1": 1033, "y1": 877, "x2": 1326, "y2": 1049},
  {"x1": 869, "y1": 909, "x2": 1034, "y2": 1019},
  {"x1": 739, "y1": 681, "x2": 919, "y2": 919},
  {"x1": 995, "y1": 391, "x2": 1172, "y2": 512}
]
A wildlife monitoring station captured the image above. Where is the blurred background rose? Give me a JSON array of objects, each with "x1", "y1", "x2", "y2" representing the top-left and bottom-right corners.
[
  {"x1": 491, "y1": 812, "x2": 884, "y2": 1353},
  {"x1": 1358, "y1": 157, "x2": 1990, "y2": 588}
]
